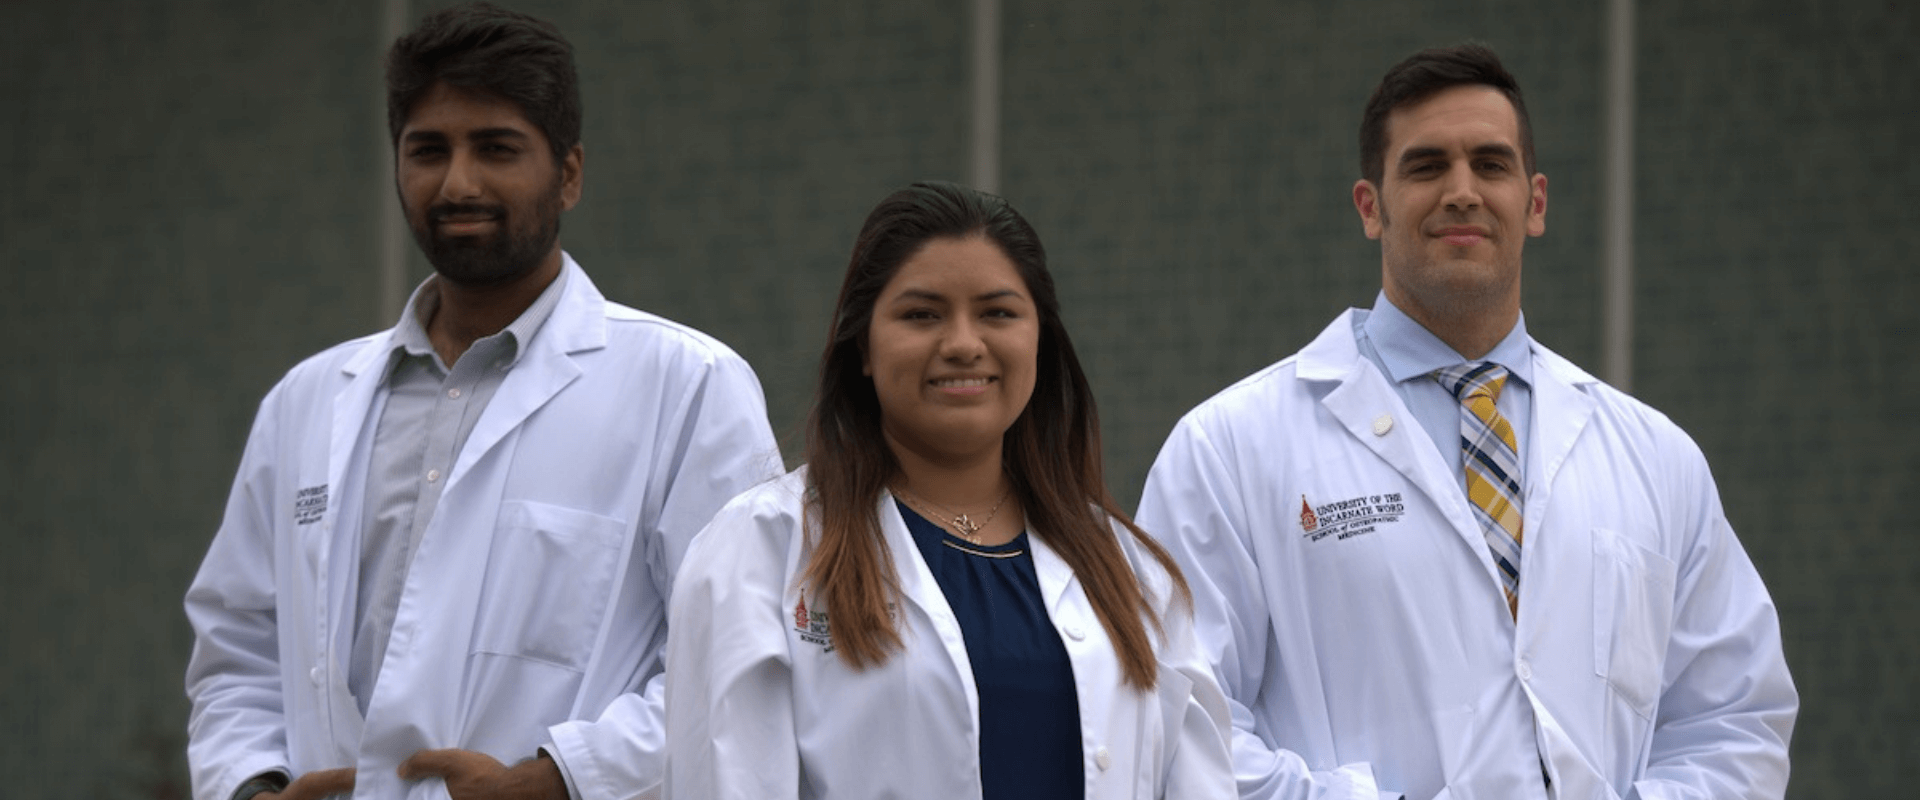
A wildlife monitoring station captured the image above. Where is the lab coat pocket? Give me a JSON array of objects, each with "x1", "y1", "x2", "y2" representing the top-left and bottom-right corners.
[
  {"x1": 471, "y1": 500, "x2": 628, "y2": 671},
  {"x1": 1590, "y1": 528, "x2": 1677, "y2": 720}
]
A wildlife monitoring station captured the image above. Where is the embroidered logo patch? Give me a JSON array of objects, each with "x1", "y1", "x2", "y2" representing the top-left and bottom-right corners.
[
  {"x1": 294, "y1": 485, "x2": 328, "y2": 526},
  {"x1": 1299, "y1": 492, "x2": 1405, "y2": 542},
  {"x1": 793, "y1": 594, "x2": 833, "y2": 652}
]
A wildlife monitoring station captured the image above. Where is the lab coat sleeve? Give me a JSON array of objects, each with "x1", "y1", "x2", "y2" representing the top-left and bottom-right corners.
[
  {"x1": 547, "y1": 349, "x2": 783, "y2": 800},
  {"x1": 1143, "y1": 548, "x2": 1237, "y2": 800},
  {"x1": 183, "y1": 388, "x2": 294, "y2": 800},
  {"x1": 640, "y1": 348, "x2": 786, "y2": 592},
  {"x1": 1626, "y1": 435, "x2": 1796, "y2": 800},
  {"x1": 1138, "y1": 415, "x2": 1394, "y2": 800},
  {"x1": 664, "y1": 493, "x2": 800, "y2": 799}
]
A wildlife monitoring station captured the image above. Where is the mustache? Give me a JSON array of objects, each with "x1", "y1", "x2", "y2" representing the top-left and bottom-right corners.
[{"x1": 426, "y1": 203, "x2": 507, "y2": 224}]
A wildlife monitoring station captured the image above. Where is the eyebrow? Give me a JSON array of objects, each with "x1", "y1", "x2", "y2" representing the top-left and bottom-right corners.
[
  {"x1": 889, "y1": 287, "x2": 1028, "y2": 303},
  {"x1": 401, "y1": 127, "x2": 533, "y2": 145},
  {"x1": 467, "y1": 127, "x2": 532, "y2": 142},
  {"x1": 1396, "y1": 142, "x2": 1520, "y2": 168}
]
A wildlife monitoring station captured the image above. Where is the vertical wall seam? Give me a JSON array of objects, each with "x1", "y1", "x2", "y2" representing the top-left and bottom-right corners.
[
  {"x1": 378, "y1": 0, "x2": 409, "y2": 324},
  {"x1": 1601, "y1": 0, "x2": 1636, "y2": 390},
  {"x1": 969, "y1": 0, "x2": 1001, "y2": 193}
]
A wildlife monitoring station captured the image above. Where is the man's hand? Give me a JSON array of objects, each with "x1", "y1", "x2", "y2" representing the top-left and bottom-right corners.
[
  {"x1": 398, "y1": 749, "x2": 568, "y2": 800},
  {"x1": 261, "y1": 768, "x2": 355, "y2": 800}
]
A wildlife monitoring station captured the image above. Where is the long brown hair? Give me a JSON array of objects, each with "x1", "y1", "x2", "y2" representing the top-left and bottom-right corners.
[{"x1": 802, "y1": 181, "x2": 1188, "y2": 689}]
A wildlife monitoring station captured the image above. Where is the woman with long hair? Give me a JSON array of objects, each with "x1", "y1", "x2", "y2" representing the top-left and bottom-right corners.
[{"x1": 665, "y1": 181, "x2": 1231, "y2": 799}]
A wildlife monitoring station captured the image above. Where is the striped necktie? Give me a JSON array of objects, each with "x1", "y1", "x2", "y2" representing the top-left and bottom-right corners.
[{"x1": 1434, "y1": 363, "x2": 1524, "y2": 617}]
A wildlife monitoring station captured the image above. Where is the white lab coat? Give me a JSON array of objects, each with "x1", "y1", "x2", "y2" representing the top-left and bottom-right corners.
[
  {"x1": 664, "y1": 468, "x2": 1235, "y2": 799},
  {"x1": 1136, "y1": 310, "x2": 1796, "y2": 800},
  {"x1": 184, "y1": 255, "x2": 783, "y2": 800}
]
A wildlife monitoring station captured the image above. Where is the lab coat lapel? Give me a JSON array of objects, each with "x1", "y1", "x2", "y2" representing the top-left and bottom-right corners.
[
  {"x1": 877, "y1": 491, "x2": 981, "y2": 722},
  {"x1": 327, "y1": 334, "x2": 392, "y2": 525},
  {"x1": 1026, "y1": 527, "x2": 1076, "y2": 612},
  {"x1": 1517, "y1": 344, "x2": 1598, "y2": 620},
  {"x1": 1522, "y1": 343, "x2": 1599, "y2": 523},
  {"x1": 1303, "y1": 312, "x2": 1492, "y2": 571},
  {"x1": 1028, "y1": 529, "x2": 1123, "y2": 757},
  {"x1": 318, "y1": 334, "x2": 392, "y2": 749},
  {"x1": 448, "y1": 259, "x2": 600, "y2": 488}
]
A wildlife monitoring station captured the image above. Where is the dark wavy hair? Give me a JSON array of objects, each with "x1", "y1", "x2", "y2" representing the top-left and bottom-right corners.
[
  {"x1": 802, "y1": 181, "x2": 1189, "y2": 690},
  {"x1": 1359, "y1": 42, "x2": 1534, "y2": 186},
  {"x1": 384, "y1": 2, "x2": 581, "y2": 164}
]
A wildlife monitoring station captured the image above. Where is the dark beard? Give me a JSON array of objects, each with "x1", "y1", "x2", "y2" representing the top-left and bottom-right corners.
[{"x1": 409, "y1": 185, "x2": 563, "y2": 288}]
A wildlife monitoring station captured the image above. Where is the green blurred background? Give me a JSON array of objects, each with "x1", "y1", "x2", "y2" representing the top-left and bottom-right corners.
[{"x1": 3, "y1": 1, "x2": 1913, "y2": 797}]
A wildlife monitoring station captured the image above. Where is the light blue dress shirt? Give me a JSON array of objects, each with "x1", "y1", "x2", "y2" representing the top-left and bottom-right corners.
[{"x1": 1352, "y1": 291, "x2": 1535, "y2": 490}]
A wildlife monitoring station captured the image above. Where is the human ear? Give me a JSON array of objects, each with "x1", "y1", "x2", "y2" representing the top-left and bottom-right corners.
[
  {"x1": 1353, "y1": 180, "x2": 1384, "y2": 240},
  {"x1": 560, "y1": 144, "x2": 585, "y2": 211},
  {"x1": 1526, "y1": 172, "x2": 1548, "y2": 237}
]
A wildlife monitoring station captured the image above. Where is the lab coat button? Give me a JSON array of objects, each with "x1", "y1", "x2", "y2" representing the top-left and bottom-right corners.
[
  {"x1": 1516, "y1": 659, "x2": 1532, "y2": 681},
  {"x1": 1064, "y1": 625, "x2": 1086, "y2": 641},
  {"x1": 308, "y1": 666, "x2": 323, "y2": 686},
  {"x1": 1094, "y1": 747, "x2": 1111, "y2": 770},
  {"x1": 1373, "y1": 414, "x2": 1393, "y2": 436}
]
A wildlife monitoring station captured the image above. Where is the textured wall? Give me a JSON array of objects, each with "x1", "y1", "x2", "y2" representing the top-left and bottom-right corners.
[
  {"x1": 1634, "y1": 2, "x2": 1919, "y2": 795},
  {"x1": 2, "y1": 2, "x2": 383, "y2": 796},
  {"x1": 997, "y1": 0, "x2": 1607, "y2": 509},
  {"x1": 2, "y1": 1, "x2": 1911, "y2": 797}
]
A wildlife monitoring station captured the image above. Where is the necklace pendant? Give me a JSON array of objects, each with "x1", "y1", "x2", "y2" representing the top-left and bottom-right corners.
[{"x1": 952, "y1": 514, "x2": 981, "y2": 538}]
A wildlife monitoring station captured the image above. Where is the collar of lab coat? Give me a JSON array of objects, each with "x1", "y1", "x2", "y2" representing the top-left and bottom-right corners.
[
  {"x1": 1294, "y1": 308, "x2": 1603, "y2": 456},
  {"x1": 1295, "y1": 310, "x2": 1453, "y2": 503},
  {"x1": 326, "y1": 252, "x2": 606, "y2": 493},
  {"x1": 336, "y1": 251, "x2": 606, "y2": 379}
]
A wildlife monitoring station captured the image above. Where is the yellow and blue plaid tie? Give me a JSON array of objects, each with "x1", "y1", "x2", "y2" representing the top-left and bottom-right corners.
[{"x1": 1434, "y1": 363, "x2": 1524, "y2": 617}]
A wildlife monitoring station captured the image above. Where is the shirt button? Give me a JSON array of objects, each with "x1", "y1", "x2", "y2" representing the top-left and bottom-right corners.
[
  {"x1": 1063, "y1": 625, "x2": 1086, "y2": 641},
  {"x1": 1516, "y1": 659, "x2": 1533, "y2": 681},
  {"x1": 1094, "y1": 747, "x2": 1111, "y2": 770},
  {"x1": 309, "y1": 666, "x2": 323, "y2": 686},
  {"x1": 427, "y1": 469, "x2": 441, "y2": 483},
  {"x1": 447, "y1": 387, "x2": 462, "y2": 399}
]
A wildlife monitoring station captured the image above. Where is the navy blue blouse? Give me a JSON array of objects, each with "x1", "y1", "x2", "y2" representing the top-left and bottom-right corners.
[{"x1": 898, "y1": 500, "x2": 1084, "y2": 800}]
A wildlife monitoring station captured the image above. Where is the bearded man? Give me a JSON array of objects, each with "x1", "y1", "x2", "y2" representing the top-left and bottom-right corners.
[{"x1": 183, "y1": 5, "x2": 782, "y2": 800}]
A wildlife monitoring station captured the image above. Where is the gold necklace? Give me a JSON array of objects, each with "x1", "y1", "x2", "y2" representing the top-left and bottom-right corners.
[{"x1": 897, "y1": 486, "x2": 1011, "y2": 544}]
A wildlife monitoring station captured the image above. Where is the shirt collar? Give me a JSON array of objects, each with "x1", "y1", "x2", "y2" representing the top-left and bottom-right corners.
[
  {"x1": 391, "y1": 279, "x2": 442, "y2": 362},
  {"x1": 1363, "y1": 291, "x2": 1534, "y2": 389},
  {"x1": 383, "y1": 262, "x2": 572, "y2": 378}
]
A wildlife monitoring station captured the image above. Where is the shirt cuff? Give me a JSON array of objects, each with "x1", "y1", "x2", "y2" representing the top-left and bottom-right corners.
[
  {"x1": 538, "y1": 746, "x2": 584, "y2": 800},
  {"x1": 230, "y1": 771, "x2": 290, "y2": 800}
]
